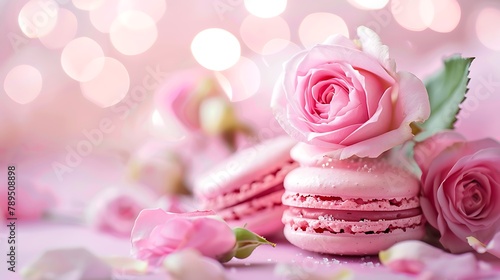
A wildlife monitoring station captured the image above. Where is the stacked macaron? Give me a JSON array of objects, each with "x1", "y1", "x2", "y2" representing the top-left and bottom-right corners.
[
  {"x1": 281, "y1": 155, "x2": 425, "y2": 255},
  {"x1": 194, "y1": 136, "x2": 298, "y2": 235}
]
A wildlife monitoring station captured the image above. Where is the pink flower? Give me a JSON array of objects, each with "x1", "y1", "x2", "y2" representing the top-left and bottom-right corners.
[
  {"x1": 131, "y1": 209, "x2": 236, "y2": 266},
  {"x1": 155, "y1": 69, "x2": 221, "y2": 132},
  {"x1": 271, "y1": 26, "x2": 430, "y2": 159},
  {"x1": 0, "y1": 179, "x2": 57, "y2": 221},
  {"x1": 414, "y1": 131, "x2": 500, "y2": 252},
  {"x1": 86, "y1": 187, "x2": 155, "y2": 236},
  {"x1": 126, "y1": 140, "x2": 185, "y2": 196}
]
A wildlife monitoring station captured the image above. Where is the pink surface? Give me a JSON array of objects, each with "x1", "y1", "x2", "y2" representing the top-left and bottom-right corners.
[{"x1": 0, "y1": 221, "x2": 454, "y2": 280}]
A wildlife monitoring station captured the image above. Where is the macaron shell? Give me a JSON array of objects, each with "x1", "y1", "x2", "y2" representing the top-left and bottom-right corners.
[
  {"x1": 195, "y1": 135, "x2": 297, "y2": 197},
  {"x1": 226, "y1": 204, "x2": 286, "y2": 236},
  {"x1": 284, "y1": 225, "x2": 425, "y2": 255},
  {"x1": 202, "y1": 161, "x2": 297, "y2": 210},
  {"x1": 284, "y1": 166, "x2": 419, "y2": 200}
]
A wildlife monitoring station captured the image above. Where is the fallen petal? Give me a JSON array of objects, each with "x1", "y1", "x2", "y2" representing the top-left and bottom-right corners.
[
  {"x1": 163, "y1": 249, "x2": 226, "y2": 280},
  {"x1": 380, "y1": 240, "x2": 492, "y2": 279},
  {"x1": 21, "y1": 248, "x2": 112, "y2": 280}
]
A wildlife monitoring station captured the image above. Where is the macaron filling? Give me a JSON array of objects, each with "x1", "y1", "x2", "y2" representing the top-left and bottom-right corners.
[
  {"x1": 282, "y1": 192, "x2": 420, "y2": 211},
  {"x1": 283, "y1": 208, "x2": 423, "y2": 235},
  {"x1": 287, "y1": 207, "x2": 422, "y2": 221},
  {"x1": 202, "y1": 160, "x2": 298, "y2": 210}
]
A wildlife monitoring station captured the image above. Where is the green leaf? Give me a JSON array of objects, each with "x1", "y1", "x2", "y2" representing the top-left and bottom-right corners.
[
  {"x1": 418, "y1": 55, "x2": 474, "y2": 139},
  {"x1": 232, "y1": 228, "x2": 276, "y2": 260}
]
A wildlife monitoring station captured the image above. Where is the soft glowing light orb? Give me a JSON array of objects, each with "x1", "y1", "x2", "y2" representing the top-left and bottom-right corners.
[
  {"x1": 244, "y1": 0, "x2": 287, "y2": 18},
  {"x1": 89, "y1": 0, "x2": 121, "y2": 33},
  {"x1": 348, "y1": 0, "x2": 389, "y2": 10},
  {"x1": 476, "y1": 7, "x2": 500, "y2": 51},
  {"x1": 191, "y1": 28, "x2": 241, "y2": 71},
  {"x1": 18, "y1": 0, "x2": 59, "y2": 38},
  {"x1": 392, "y1": 0, "x2": 429, "y2": 31},
  {"x1": 110, "y1": 11, "x2": 157, "y2": 55},
  {"x1": 240, "y1": 15, "x2": 290, "y2": 55},
  {"x1": 426, "y1": 0, "x2": 461, "y2": 33},
  {"x1": 80, "y1": 57, "x2": 130, "y2": 108},
  {"x1": 39, "y1": 8, "x2": 78, "y2": 49},
  {"x1": 299, "y1": 13, "x2": 349, "y2": 48},
  {"x1": 4, "y1": 65, "x2": 42, "y2": 104},
  {"x1": 72, "y1": 0, "x2": 104, "y2": 11},
  {"x1": 118, "y1": 0, "x2": 166, "y2": 23},
  {"x1": 61, "y1": 37, "x2": 104, "y2": 82},
  {"x1": 217, "y1": 57, "x2": 261, "y2": 102}
]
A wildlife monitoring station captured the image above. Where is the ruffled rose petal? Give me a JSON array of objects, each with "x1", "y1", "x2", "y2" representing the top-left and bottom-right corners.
[
  {"x1": 131, "y1": 209, "x2": 235, "y2": 266},
  {"x1": 414, "y1": 131, "x2": 466, "y2": 177},
  {"x1": 468, "y1": 232, "x2": 500, "y2": 258},
  {"x1": 357, "y1": 26, "x2": 396, "y2": 74}
]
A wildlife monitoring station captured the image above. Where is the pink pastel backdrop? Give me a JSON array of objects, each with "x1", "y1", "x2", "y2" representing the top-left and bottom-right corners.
[{"x1": 1, "y1": 0, "x2": 500, "y2": 278}]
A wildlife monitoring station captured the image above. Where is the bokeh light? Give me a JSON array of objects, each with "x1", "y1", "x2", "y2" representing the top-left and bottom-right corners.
[
  {"x1": 72, "y1": 0, "x2": 104, "y2": 11},
  {"x1": 110, "y1": 11, "x2": 158, "y2": 56},
  {"x1": 299, "y1": 13, "x2": 349, "y2": 48},
  {"x1": 240, "y1": 15, "x2": 290, "y2": 55},
  {"x1": 39, "y1": 8, "x2": 78, "y2": 49},
  {"x1": 191, "y1": 28, "x2": 241, "y2": 71},
  {"x1": 425, "y1": 0, "x2": 461, "y2": 33},
  {"x1": 4, "y1": 65, "x2": 42, "y2": 104},
  {"x1": 80, "y1": 57, "x2": 130, "y2": 108},
  {"x1": 216, "y1": 57, "x2": 261, "y2": 102},
  {"x1": 244, "y1": 0, "x2": 287, "y2": 18},
  {"x1": 61, "y1": 37, "x2": 105, "y2": 82},
  {"x1": 391, "y1": 0, "x2": 429, "y2": 31},
  {"x1": 89, "y1": 0, "x2": 121, "y2": 33},
  {"x1": 476, "y1": 7, "x2": 500, "y2": 51},
  {"x1": 348, "y1": 0, "x2": 389, "y2": 10},
  {"x1": 118, "y1": 0, "x2": 166, "y2": 23},
  {"x1": 18, "y1": 0, "x2": 59, "y2": 38}
]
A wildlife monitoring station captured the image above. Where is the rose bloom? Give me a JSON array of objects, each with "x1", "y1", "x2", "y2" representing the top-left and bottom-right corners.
[
  {"x1": 131, "y1": 209, "x2": 236, "y2": 266},
  {"x1": 86, "y1": 187, "x2": 154, "y2": 236},
  {"x1": 271, "y1": 26, "x2": 430, "y2": 159},
  {"x1": 155, "y1": 69, "x2": 221, "y2": 132},
  {"x1": 414, "y1": 131, "x2": 500, "y2": 253}
]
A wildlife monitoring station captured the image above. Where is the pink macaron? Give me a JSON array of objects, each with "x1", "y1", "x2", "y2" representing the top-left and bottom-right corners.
[
  {"x1": 282, "y1": 154, "x2": 425, "y2": 255},
  {"x1": 194, "y1": 136, "x2": 298, "y2": 235}
]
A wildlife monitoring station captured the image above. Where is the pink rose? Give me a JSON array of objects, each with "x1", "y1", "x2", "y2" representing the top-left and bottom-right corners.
[
  {"x1": 86, "y1": 187, "x2": 154, "y2": 236},
  {"x1": 155, "y1": 69, "x2": 221, "y2": 132},
  {"x1": 271, "y1": 26, "x2": 430, "y2": 159},
  {"x1": 131, "y1": 209, "x2": 236, "y2": 266},
  {"x1": 0, "y1": 178, "x2": 57, "y2": 221},
  {"x1": 414, "y1": 131, "x2": 500, "y2": 252},
  {"x1": 126, "y1": 140, "x2": 185, "y2": 196}
]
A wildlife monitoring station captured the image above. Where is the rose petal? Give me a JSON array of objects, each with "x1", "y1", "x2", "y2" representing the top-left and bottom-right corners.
[
  {"x1": 468, "y1": 232, "x2": 500, "y2": 258},
  {"x1": 357, "y1": 26, "x2": 396, "y2": 74},
  {"x1": 414, "y1": 131, "x2": 466, "y2": 177},
  {"x1": 163, "y1": 249, "x2": 226, "y2": 280},
  {"x1": 379, "y1": 240, "x2": 492, "y2": 279}
]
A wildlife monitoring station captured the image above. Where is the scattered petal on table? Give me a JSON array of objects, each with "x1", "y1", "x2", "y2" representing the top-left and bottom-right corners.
[
  {"x1": 163, "y1": 249, "x2": 226, "y2": 280},
  {"x1": 21, "y1": 248, "x2": 112, "y2": 280},
  {"x1": 380, "y1": 240, "x2": 493, "y2": 279},
  {"x1": 102, "y1": 256, "x2": 149, "y2": 275}
]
